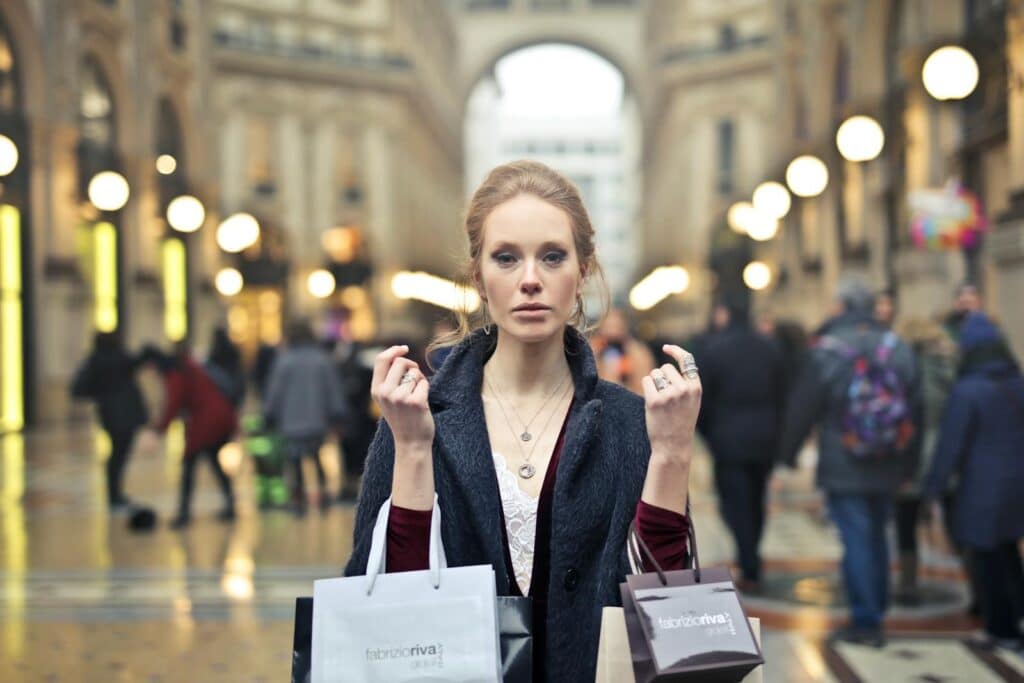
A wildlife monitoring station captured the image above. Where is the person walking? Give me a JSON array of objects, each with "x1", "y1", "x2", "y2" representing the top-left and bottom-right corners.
[
  {"x1": 698, "y1": 299, "x2": 786, "y2": 591},
  {"x1": 263, "y1": 320, "x2": 347, "y2": 514},
  {"x1": 142, "y1": 343, "x2": 238, "y2": 529},
  {"x1": 70, "y1": 331, "x2": 148, "y2": 511},
  {"x1": 891, "y1": 317, "x2": 957, "y2": 605},
  {"x1": 332, "y1": 332, "x2": 376, "y2": 503},
  {"x1": 780, "y1": 278, "x2": 921, "y2": 647},
  {"x1": 922, "y1": 313, "x2": 1024, "y2": 651}
]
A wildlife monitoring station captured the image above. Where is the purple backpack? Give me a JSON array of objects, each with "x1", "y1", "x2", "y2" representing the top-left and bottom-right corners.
[{"x1": 817, "y1": 332, "x2": 915, "y2": 459}]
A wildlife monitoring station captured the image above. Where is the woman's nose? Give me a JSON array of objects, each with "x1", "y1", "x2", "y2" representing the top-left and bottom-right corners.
[{"x1": 520, "y1": 259, "x2": 542, "y2": 293}]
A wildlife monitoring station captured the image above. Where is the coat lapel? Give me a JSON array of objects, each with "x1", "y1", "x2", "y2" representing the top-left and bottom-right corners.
[{"x1": 430, "y1": 332, "x2": 507, "y2": 576}]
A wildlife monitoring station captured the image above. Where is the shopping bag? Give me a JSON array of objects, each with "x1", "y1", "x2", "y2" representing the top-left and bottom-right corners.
[
  {"x1": 310, "y1": 495, "x2": 502, "y2": 682},
  {"x1": 617, "y1": 504, "x2": 764, "y2": 682},
  {"x1": 497, "y1": 596, "x2": 533, "y2": 683},
  {"x1": 293, "y1": 595, "x2": 532, "y2": 683},
  {"x1": 595, "y1": 608, "x2": 762, "y2": 683}
]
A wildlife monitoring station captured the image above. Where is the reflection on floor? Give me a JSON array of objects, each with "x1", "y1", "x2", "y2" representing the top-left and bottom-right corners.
[{"x1": 0, "y1": 425, "x2": 1021, "y2": 681}]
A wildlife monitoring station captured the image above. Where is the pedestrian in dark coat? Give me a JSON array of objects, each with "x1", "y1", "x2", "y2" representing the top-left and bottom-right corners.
[
  {"x1": 70, "y1": 331, "x2": 148, "y2": 509},
  {"x1": 697, "y1": 302, "x2": 786, "y2": 587},
  {"x1": 332, "y1": 337, "x2": 376, "y2": 502},
  {"x1": 142, "y1": 344, "x2": 238, "y2": 528},
  {"x1": 922, "y1": 313, "x2": 1024, "y2": 648},
  {"x1": 780, "y1": 278, "x2": 922, "y2": 646}
]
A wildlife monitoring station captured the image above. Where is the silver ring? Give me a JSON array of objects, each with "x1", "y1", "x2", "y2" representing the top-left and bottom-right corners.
[
  {"x1": 682, "y1": 362, "x2": 699, "y2": 379},
  {"x1": 653, "y1": 374, "x2": 670, "y2": 392},
  {"x1": 399, "y1": 371, "x2": 416, "y2": 386}
]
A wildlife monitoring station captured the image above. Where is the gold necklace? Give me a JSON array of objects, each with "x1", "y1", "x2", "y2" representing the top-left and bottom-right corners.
[{"x1": 485, "y1": 376, "x2": 573, "y2": 479}]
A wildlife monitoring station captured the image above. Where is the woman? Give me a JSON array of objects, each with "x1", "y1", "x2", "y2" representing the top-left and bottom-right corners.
[
  {"x1": 923, "y1": 312, "x2": 1024, "y2": 650},
  {"x1": 70, "y1": 331, "x2": 148, "y2": 510},
  {"x1": 345, "y1": 161, "x2": 700, "y2": 682},
  {"x1": 142, "y1": 343, "x2": 238, "y2": 529}
]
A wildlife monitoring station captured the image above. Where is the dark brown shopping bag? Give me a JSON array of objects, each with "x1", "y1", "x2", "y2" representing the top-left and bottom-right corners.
[{"x1": 619, "y1": 505, "x2": 763, "y2": 682}]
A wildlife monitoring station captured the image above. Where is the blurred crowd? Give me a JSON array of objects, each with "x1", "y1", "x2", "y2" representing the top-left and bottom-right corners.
[
  {"x1": 68, "y1": 278, "x2": 1024, "y2": 652},
  {"x1": 589, "y1": 279, "x2": 1023, "y2": 651}
]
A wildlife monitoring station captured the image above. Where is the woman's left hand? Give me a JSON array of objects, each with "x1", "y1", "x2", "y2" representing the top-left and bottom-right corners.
[{"x1": 641, "y1": 344, "x2": 702, "y2": 465}]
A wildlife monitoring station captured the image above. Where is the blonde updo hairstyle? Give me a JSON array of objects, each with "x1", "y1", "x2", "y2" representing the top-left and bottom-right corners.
[{"x1": 428, "y1": 160, "x2": 609, "y2": 364}]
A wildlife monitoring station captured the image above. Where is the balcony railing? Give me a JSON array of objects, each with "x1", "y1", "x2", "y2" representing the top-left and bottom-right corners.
[
  {"x1": 212, "y1": 30, "x2": 411, "y2": 72},
  {"x1": 659, "y1": 34, "x2": 771, "y2": 66}
]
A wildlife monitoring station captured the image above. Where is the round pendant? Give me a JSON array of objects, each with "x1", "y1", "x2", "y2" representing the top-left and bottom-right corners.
[
  {"x1": 518, "y1": 463, "x2": 537, "y2": 479},
  {"x1": 521, "y1": 432, "x2": 532, "y2": 442}
]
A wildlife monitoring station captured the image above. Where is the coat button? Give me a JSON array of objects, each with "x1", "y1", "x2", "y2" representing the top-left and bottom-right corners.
[{"x1": 564, "y1": 568, "x2": 580, "y2": 592}]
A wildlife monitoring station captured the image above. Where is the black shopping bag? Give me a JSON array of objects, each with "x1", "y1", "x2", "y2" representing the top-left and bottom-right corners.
[
  {"x1": 621, "y1": 504, "x2": 763, "y2": 683},
  {"x1": 291, "y1": 595, "x2": 532, "y2": 683}
]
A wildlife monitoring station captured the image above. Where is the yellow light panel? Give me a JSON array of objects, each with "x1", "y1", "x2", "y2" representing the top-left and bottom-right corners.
[
  {"x1": 162, "y1": 238, "x2": 187, "y2": 342},
  {"x1": 94, "y1": 221, "x2": 118, "y2": 332},
  {"x1": 0, "y1": 205, "x2": 23, "y2": 432}
]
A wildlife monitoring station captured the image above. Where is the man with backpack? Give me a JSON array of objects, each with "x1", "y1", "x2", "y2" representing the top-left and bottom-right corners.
[{"x1": 780, "y1": 278, "x2": 921, "y2": 647}]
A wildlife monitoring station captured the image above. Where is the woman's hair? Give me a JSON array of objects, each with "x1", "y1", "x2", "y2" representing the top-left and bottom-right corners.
[{"x1": 427, "y1": 160, "x2": 609, "y2": 366}]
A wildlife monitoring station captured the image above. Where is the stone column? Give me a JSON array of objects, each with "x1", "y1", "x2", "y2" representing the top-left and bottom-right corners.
[{"x1": 988, "y1": 3, "x2": 1024, "y2": 358}]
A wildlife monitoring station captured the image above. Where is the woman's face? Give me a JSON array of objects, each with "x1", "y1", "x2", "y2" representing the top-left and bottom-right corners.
[{"x1": 478, "y1": 194, "x2": 583, "y2": 345}]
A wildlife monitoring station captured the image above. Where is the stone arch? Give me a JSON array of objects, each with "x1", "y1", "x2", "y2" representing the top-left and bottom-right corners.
[
  {"x1": 79, "y1": 39, "x2": 138, "y2": 160},
  {"x1": 0, "y1": 0, "x2": 45, "y2": 119},
  {"x1": 461, "y1": 34, "x2": 643, "y2": 119}
]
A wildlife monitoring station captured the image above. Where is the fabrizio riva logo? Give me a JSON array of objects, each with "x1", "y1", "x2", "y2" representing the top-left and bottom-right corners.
[
  {"x1": 658, "y1": 611, "x2": 736, "y2": 637},
  {"x1": 365, "y1": 643, "x2": 444, "y2": 671}
]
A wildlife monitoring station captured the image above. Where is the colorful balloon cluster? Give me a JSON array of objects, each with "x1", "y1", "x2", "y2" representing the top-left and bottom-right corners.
[{"x1": 909, "y1": 183, "x2": 988, "y2": 250}]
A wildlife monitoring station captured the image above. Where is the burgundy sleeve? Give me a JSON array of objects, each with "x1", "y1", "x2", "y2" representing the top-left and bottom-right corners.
[
  {"x1": 386, "y1": 504, "x2": 432, "y2": 573},
  {"x1": 634, "y1": 500, "x2": 690, "y2": 571}
]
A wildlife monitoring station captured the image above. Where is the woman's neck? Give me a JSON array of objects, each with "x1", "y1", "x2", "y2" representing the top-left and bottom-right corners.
[{"x1": 484, "y1": 328, "x2": 571, "y2": 397}]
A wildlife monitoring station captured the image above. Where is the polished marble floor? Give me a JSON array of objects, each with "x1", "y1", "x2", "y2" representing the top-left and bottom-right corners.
[{"x1": 0, "y1": 423, "x2": 1021, "y2": 682}]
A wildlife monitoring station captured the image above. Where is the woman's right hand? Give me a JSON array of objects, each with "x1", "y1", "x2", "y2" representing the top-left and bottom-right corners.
[{"x1": 371, "y1": 345, "x2": 434, "y2": 452}]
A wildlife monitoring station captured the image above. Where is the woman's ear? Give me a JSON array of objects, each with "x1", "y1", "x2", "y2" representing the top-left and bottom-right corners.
[{"x1": 473, "y1": 271, "x2": 486, "y2": 302}]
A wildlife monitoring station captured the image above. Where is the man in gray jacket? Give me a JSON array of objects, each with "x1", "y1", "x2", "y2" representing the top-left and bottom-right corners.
[
  {"x1": 263, "y1": 320, "x2": 348, "y2": 515},
  {"x1": 780, "y1": 278, "x2": 921, "y2": 647}
]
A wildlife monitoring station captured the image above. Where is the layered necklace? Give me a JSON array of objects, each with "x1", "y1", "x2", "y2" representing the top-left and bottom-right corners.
[{"x1": 485, "y1": 371, "x2": 573, "y2": 479}]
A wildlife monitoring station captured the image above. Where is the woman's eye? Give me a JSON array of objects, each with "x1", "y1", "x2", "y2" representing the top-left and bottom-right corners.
[
  {"x1": 493, "y1": 252, "x2": 516, "y2": 266},
  {"x1": 543, "y1": 251, "x2": 567, "y2": 265}
]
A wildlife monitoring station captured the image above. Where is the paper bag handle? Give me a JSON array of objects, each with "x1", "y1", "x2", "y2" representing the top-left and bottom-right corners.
[
  {"x1": 365, "y1": 494, "x2": 447, "y2": 595},
  {"x1": 628, "y1": 498, "x2": 700, "y2": 585}
]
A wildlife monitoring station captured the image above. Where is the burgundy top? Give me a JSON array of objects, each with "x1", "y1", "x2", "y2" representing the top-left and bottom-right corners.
[{"x1": 385, "y1": 409, "x2": 689, "y2": 679}]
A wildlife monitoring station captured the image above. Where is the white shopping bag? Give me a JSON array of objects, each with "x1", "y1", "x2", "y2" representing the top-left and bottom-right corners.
[{"x1": 311, "y1": 495, "x2": 502, "y2": 683}]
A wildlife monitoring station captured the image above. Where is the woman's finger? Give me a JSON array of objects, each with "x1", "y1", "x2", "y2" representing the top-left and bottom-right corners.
[
  {"x1": 662, "y1": 344, "x2": 694, "y2": 368},
  {"x1": 382, "y1": 357, "x2": 418, "y2": 393},
  {"x1": 372, "y1": 345, "x2": 409, "y2": 388},
  {"x1": 640, "y1": 374, "x2": 658, "y2": 403},
  {"x1": 409, "y1": 375, "x2": 431, "y2": 404},
  {"x1": 396, "y1": 366, "x2": 423, "y2": 395},
  {"x1": 660, "y1": 362, "x2": 687, "y2": 389}
]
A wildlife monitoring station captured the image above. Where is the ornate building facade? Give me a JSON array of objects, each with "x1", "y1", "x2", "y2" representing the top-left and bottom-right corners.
[
  {"x1": 3, "y1": 0, "x2": 1023, "y2": 431},
  {"x1": 210, "y1": 0, "x2": 464, "y2": 350},
  {"x1": 0, "y1": 0, "x2": 218, "y2": 428}
]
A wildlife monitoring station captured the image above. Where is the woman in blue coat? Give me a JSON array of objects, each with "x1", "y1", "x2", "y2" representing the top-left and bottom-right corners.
[{"x1": 923, "y1": 312, "x2": 1024, "y2": 649}]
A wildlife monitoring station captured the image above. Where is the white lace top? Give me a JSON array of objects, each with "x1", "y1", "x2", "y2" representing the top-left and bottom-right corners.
[{"x1": 492, "y1": 452, "x2": 539, "y2": 596}]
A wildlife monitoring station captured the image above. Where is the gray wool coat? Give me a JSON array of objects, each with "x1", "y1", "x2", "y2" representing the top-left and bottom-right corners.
[{"x1": 344, "y1": 327, "x2": 657, "y2": 683}]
